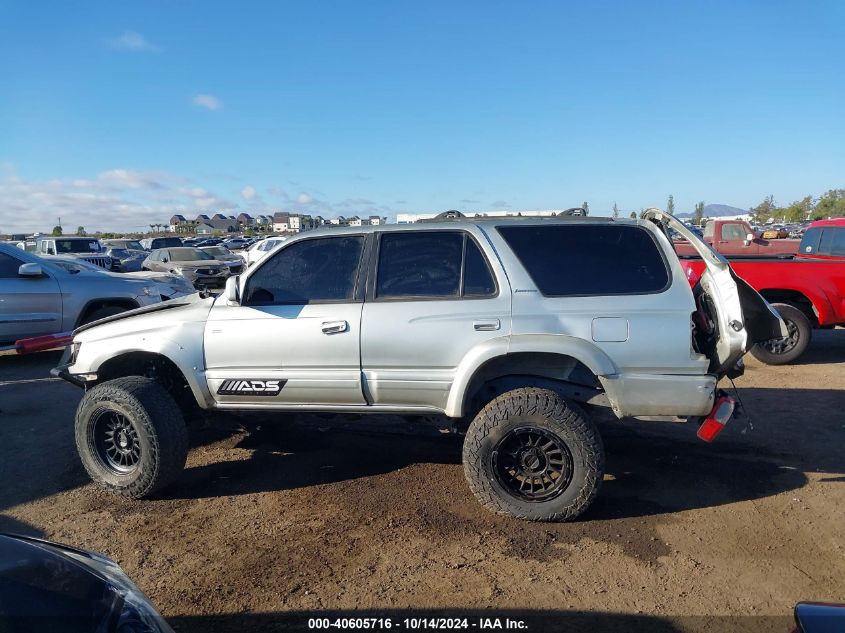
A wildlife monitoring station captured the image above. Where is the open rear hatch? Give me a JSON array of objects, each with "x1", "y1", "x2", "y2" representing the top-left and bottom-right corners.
[{"x1": 641, "y1": 209, "x2": 787, "y2": 375}]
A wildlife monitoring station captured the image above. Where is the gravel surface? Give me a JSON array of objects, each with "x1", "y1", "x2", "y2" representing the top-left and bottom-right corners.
[{"x1": 1, "y1": 332, "x2": 843, "y2": 631}]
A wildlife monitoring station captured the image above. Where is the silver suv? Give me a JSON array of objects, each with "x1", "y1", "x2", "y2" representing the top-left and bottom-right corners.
[{"x1": 53, "y1": 210, "x2": 785, "y2": 521}]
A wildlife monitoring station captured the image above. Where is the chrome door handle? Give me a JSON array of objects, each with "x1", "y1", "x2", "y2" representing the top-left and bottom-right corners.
[
  {"x1": 321, "y1": 320, "x2": 348, "y2": 334},
  {"x1": 473, "y1": 319, "x2": 500, "y2": 331}
]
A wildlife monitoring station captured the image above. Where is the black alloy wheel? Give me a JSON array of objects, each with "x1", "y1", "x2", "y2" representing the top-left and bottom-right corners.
[
  {"x1": 492, "y1": 427, "x2": 574, "y2": 502},
  {"x1": 90, "y1": 409, "x2": 142, "y2": 474}
]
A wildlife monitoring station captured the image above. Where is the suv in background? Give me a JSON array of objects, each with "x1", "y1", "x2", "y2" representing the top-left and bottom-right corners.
[
  {"x1": 140, "y1": 236, "x2": 183, "y2": 251},
  {"x1": 0, "y1": 243, "x2": 166, "y2": 345},
  {"x1": 54, "y1": 211, "x2": 784, "y2": 522},
  {"x1": 34, "y1": 236, "x2": 112, "y2": 270}
]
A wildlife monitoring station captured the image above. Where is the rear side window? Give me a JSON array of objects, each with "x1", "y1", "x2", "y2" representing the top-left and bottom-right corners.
[
  {"x1": 244, "y1": 236, "x2": 364, "y2": 305},
  {"x1": 831, "y1": 229, "x2": 845, "y2": 257},
  {"x1": 498, "y1": 224, "x2": 670, "y2": 296},
  {"x1": 375, "y1": 231, "x2": 497, "y2": 299},
  {"x1": 799, "y1": 228, "x2": 822, "y2": 254}
]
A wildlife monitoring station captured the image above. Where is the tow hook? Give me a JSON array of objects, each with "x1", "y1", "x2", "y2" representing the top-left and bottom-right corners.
[{"x1": 697, "y1": 390, "x2": 736, "y2": 443}]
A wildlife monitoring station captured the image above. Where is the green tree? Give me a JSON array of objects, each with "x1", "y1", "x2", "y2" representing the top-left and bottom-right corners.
[
  {"x1": 750, "y1": 194, "x2": 777, "y2": 224},
  {"x1": 51, "y1": 225, "x2": 63, "y2": 236},
  {"x1": 629, "y1": 211, "x2": 637, "y2": 219},
  {"x1": 581, "y1": 201, "x2": 590, "y2": 216},
  {"x1": 693, "y1": 201, "x2": 705, "y2": 225},
  {"x1": 814, "y1": 189, "x2": 845, "y2": 219},
  {"x1": 612, "y1": 202, "x2": 619, "y2": 219},
  {"x1": 76, "y1": 226, "x2": 86, "y2": 236},
  {"x1": 667, "y1": 194, "x2": 675, "y2": 215}
]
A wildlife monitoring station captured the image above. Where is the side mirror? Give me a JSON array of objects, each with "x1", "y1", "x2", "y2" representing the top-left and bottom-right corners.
[
  {"x1": 46, "y1": 247, "x2": 55, "y2": 255},
  {"x1": 746, "y1": 233, "x2": 755, "y2": 242},
  {"x1": 18, "y1": 263, "x2": 43, "y2": 277},
  {"x1": 224, "y1": 275, "x2": 240, "y2": 304},
  {"x1": 161, "y1": 257, "x2": 169, "y2": 263}
]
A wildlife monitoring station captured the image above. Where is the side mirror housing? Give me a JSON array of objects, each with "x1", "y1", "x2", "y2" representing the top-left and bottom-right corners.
[
  {"x1": 746, "y1": 233, "x2": 755, "y2": 242},
  {"x1": 224, "y1": 275, "x2": 240, "y2": 304},
  {"x1": 18, "y1": 263, "x2": 43, "y2": 277}
]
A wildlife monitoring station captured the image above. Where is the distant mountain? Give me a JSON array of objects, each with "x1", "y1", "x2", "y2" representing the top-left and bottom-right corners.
[{"x1": 677, "y1": 203, "x2": 748, "y2": 219}]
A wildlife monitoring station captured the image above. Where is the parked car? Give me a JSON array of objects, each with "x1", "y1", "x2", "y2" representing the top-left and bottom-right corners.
[
  {"x1": 141, "y1": 246, "x2": 230, "y2": 289},
  {"x1": 54, "y1": 211, "x2": 784, "y2": 522},
  {"x1": 222, "y1": 237, "x2": 250, "y2": 250},
  {"x1": 244, "y1": 236, "x2": 286, "y2": 266},
  {"x1": 101, "y1": 246, "x2": 148, "y2": 272},
  {"x1": 681, "y1": 218, "x2": 845, "y2": 364},
  {"x1": 50, "y1": 257, "x2": 196, "y2": 300},
  {"x1": 0, "y1": 243, "x2": 167, "y2": 345},
  {"x1": 195, "y1": 237, "x2": 223, "y2": 247},
  {"x1": 0, "y1": 532, "x2": 173, "y2": 632},
  {"x1": 101, "y1": 238, "x2": 144, "y2": 250},
  {"x1": 762, "y1": 226, "x2": 789, "y2": 239},
  {"x1": 199, "y1": 245, "x2": 245, "y2": 274},
  {"x1": 33, "y1": 235, "x2": 113, "y2": 269},
  {"x1": 674, "y1": 219, "x2": 800, "y2": 257},
  {"x1": 140, "y1": 236, "x2": 183, "y2": 251}
]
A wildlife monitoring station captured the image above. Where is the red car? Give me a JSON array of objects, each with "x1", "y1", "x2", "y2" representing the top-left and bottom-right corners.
[{"x1": 681, "y1": 218, "x2": 845, "y2": 364}]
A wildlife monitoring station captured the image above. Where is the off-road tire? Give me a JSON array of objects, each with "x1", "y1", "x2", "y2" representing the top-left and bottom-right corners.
[
  {"x1": 750, "y1": 303, "x2": 812, "y2": 365},
  {"x1": 75, "y1": 376, "x2": 188, "y2": 499},
  {"x1": 463, "y1": 387, "x2": 604, "y2": 522},
  {"x1": 79, "y1": 305, "x2": 128, "y2": 326}
]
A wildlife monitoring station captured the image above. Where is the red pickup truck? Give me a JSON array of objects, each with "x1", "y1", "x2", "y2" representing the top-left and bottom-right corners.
[
  {"x1": 680, "y1": 218, "x2": 845, "y2": 364},
  {"x1": 675, "y1": 219, "x2": 800, "y2": 257}
]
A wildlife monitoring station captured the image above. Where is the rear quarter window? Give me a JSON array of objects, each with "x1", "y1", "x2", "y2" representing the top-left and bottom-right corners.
[{"x1": 498, "y1": 224, "x2": 670, "y2": 296}]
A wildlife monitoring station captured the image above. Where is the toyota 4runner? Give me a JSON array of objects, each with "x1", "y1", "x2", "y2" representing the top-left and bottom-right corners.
[{"x1": 53, "y1": 210, "x2": 786, "y2": 521}]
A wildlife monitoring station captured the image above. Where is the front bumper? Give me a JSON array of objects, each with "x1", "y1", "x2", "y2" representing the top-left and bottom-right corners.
[{"x1": 50, "y1": 346, "x2": 90, "y2": 388}]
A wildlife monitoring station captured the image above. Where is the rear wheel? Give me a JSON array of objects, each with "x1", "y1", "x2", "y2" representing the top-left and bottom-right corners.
[
  {"x1": 463, "y1": 387, "x2": 604, "y2": 522},
  {"x1": 75, "y1": 376, "x2": 188, "y2": 498},
  {"x1": 750, "y1": 302, "x2": 812, "y2": 365}
]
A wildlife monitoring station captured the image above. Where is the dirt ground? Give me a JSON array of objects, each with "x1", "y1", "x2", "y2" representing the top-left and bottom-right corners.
[{"x1": 1, "y1": 332, "x2": 843, "y2": 632}]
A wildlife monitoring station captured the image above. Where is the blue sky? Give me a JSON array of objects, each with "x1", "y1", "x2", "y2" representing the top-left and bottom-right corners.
[{"x1": 1, "y1": 0, "x2": 843, "y2": 232}]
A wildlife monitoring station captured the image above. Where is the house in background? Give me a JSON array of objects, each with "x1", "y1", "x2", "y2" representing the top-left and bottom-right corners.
[{"x1": 168, "y1": 214, "x2": 187, "y2": 232}]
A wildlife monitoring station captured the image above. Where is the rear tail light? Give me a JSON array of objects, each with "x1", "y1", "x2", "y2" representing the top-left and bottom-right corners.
[{"x1": 697, "y1": 393, "x2": 736, "y2": 442}]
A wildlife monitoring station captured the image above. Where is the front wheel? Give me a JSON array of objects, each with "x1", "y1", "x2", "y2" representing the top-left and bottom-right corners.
[
  {"x1": 463, "y1": 387, "x2": 604, "y2": 522},
  {"x1": 750, "y1": 303, "x2": 812, "y2": 365},
  {"x1": 75, "y1": 376, "x2": 188, "y2": 499}
]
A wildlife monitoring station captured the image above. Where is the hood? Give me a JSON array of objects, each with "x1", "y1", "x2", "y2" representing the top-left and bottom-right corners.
[{"x1": 74, "y1": 293, "x2": 211, "y2": 336}]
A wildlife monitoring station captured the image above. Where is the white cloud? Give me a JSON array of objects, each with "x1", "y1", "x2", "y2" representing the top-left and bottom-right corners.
[
  {"x1": 192, "y1": 94, "x2": 223, "y2": 111},
  {"x1": 0, "y1": 166, "x2": 238, "y2": 234},
  {"x1": 0, "y1": 165, "x2": 397, "y2": 234},
  {"x1": 108, "y1": 31, "x2": 160, "y2": 52}
]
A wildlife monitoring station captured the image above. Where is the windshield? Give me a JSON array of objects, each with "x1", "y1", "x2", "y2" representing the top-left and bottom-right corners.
[
  {"x1": 202, "y1": 247, "x2": 231, "y2": 258},
  {"x1": 168, "y1": 247, "x2": 214, "y2": 261},
  {"x1": 54, "y1": 239, "x2": 101, "y2": 253}
]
